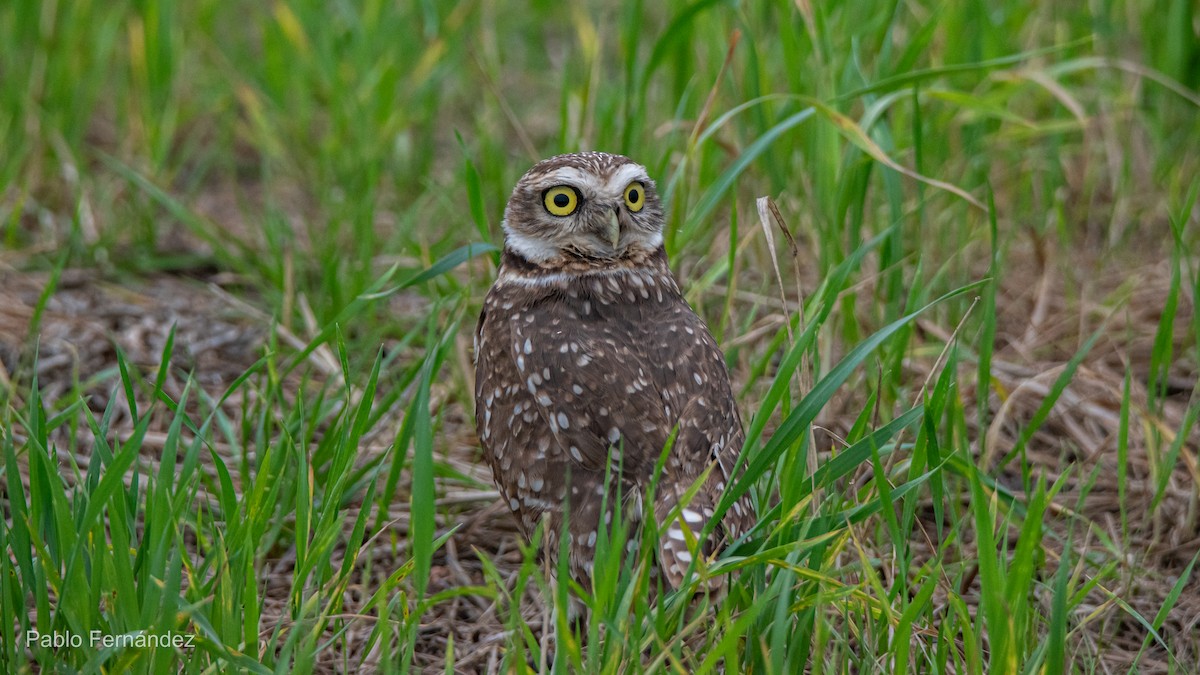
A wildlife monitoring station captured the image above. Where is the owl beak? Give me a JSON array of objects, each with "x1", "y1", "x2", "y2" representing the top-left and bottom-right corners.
[{"x1": 604, "y1": 209, "x2": 621, "y2": 249}]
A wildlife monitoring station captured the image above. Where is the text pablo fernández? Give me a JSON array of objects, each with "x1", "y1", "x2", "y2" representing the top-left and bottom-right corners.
[{"x1": 25, "y1": 629, "x2": 196, "y2": 650}]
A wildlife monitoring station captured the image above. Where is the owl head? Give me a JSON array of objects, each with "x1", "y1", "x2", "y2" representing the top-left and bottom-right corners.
[{"x1": 501, "y1": 152, "x2": 665, "y2": 265}]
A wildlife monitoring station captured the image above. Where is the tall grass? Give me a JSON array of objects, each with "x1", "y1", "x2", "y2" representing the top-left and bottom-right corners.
[{"x1": 1, "y1": 0, "x2": 1198, "y2": 672}]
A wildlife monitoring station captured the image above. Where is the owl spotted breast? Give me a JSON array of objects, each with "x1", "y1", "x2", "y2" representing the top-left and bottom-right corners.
[{"x1": 473, "y1": 151, "x2": 754, "y2": 592}]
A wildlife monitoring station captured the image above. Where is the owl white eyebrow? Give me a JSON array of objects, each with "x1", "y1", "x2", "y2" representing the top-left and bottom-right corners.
[
  {"x1": 608, "y1": 164, "x2": 649, "y2": 191},
  {"x1": 541, "y1": 167, "x2": 590, "y2": 189},
  {"x1": 539, "y1": 164, "x2": 649, "y2": 197}
]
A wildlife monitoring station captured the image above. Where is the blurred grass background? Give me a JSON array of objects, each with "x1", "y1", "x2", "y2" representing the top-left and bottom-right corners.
[{"x1": 1, "y1": 0, "x2": 1198, "y2": 672}]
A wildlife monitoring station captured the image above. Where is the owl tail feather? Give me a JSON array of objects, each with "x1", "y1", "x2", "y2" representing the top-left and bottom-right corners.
[{"x1": 655, "y1": 490, "x2": 727, "y2": 592}]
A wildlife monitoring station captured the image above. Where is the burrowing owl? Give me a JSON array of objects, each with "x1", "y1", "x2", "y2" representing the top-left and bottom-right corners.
[{"x1": 474, "y1": 151, "x2": 753, "y2": 592}]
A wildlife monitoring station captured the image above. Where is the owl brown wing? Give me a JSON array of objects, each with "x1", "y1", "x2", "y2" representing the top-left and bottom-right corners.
[
  {"x1": 635, "y1": 300, "x2": 754, "y2": 587},
  {"x1": 476, "y1": 297, "x2": 573, "y2": 536}
]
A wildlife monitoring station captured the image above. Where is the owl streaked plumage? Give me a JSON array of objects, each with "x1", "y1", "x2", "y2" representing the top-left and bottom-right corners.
[{"x1": 473, "y1": 151, "x2": 753, "y2": 592}]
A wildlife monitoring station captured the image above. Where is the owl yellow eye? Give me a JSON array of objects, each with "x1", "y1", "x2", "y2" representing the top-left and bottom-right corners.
[
  {"x1": 543, "y1": 186, "x2": 580, "y2": 216},
  {"x1": 624, "y1": 182, "x2": 645, "y2": 212}
]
